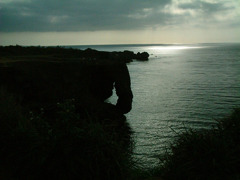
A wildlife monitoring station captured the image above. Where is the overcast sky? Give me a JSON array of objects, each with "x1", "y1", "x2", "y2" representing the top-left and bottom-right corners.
[{"x1": 0, "y1": 0, "x2": 239, "y2": 45}]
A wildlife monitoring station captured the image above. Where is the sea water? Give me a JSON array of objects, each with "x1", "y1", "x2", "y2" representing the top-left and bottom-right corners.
[{"x1": 71, "y1": 43, "x2": 240, "y2": 167}]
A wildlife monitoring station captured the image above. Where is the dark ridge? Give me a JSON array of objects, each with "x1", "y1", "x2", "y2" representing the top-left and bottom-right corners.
[{"x1": 0, "y1": 45, "x2": 149, "y2": 63}]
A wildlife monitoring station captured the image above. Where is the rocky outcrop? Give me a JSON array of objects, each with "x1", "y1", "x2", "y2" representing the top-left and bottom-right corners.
[
  {"x1": 108, "y1": 51, "x2": 134, "y2": 63},
  {"x1": 135, "y1": 52, "x2": 149, "y2": 61},
  {"x1": 110, "y1": 50, "x2": 149, "y2": 63}
]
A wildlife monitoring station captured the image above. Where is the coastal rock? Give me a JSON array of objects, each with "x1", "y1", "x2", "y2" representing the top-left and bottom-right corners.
[
  {"x1": 135, "y1": 52, "x2": 149, "y2": 61},
  {"x1": 109, "y1": 50, "x2": 135, "y2": 63},
  {"x1": 109, "y1": 50, "x2": 149, "y2": 62},
  {"x1": 79, "y1": 48, "x2": 149, "y2": 62}
]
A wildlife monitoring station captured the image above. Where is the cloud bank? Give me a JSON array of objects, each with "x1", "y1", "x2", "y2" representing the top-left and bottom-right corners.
[{"x1": 0, "y1": 0, "x2": 239, "y2": 32}]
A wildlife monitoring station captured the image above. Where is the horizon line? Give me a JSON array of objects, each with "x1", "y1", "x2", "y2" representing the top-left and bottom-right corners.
[{"x1": 2, "y1": 42, "x2": 239, "y2": 47}]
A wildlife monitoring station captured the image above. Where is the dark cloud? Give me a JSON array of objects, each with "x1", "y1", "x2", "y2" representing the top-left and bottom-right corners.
[
  {"x1": 0, "y1": 0, "x2": 170, "y2": 31},
  {"x1": 0, "y1": 0, "x2": 238, "y2": 32},
  {"x1": 179, "y1": 1, "x2": 231, "y2": 14}
]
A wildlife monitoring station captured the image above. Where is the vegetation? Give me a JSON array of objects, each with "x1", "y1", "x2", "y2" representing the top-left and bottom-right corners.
[
  {"x1": 0, "y1": 45, "x2": 149, "y2": 63},
  {"x1": 156, "y1": 108, "x2": 240, "y2": 180},
  {"x1": 0, "y1": 88, "x2": 134, "y2": 180},
  {"x1": 0, "y1": 46, "x2": 135, "y2": 179}
]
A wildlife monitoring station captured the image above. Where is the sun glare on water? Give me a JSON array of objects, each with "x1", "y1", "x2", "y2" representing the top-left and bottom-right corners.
[{"x1": 148, "y1": 45, "x2": 201, "y2": 50}]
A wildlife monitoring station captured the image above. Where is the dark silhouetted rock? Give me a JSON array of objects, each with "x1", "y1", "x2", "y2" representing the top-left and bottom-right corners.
[
  {"x1": 135, "y1": 52, "x2": 149, "y2": 61},
  {"x1": 0, "y1": 45, "x2": 149, "y2": 63}
]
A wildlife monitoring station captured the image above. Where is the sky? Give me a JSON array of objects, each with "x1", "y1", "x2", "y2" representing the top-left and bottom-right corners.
[{"x1": 0, "y1": 0, "x2": 240, "y2": 45}]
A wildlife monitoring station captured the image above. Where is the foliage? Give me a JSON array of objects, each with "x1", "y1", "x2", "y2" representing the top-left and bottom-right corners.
[
  {"x1": 157, "y1": 108, "x2": 240, "y2": 180},
  {"x1": 0, "y1": 90, "x2": 133, "y2": 180}
]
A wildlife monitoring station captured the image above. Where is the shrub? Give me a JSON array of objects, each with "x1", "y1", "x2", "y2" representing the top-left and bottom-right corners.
[
  {"x1": 0, "y1": 94, "x2": 134, "y2": 180},
  {"x1": 158, "y1": 108, "x2": 240, "y2": 180}
]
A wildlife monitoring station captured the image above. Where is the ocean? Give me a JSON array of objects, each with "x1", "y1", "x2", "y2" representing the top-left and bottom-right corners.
[{"x1": 70, "y1": 43, "x2": 240, "y2": 167}]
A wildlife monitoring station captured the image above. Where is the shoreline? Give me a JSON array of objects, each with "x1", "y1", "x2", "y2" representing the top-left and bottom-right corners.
[{"x1": 0, "y1": 45, "x2": 239, "y2": 179}]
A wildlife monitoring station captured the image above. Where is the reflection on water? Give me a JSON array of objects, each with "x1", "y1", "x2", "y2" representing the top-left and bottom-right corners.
[
  {"x1": 147, "y1": 45, "x2": 202, "y2": 50},
  {"x1": 77, "y1": 43, "x2": 240, "y2": 168}
]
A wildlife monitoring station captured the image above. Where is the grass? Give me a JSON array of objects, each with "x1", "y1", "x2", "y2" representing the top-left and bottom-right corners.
[
  {"x1": 0, "y1": 89, "x2": 134, "y2": 180},
  {"x1": 155, "y1": 108, "x2": 240, "y2": 180}
]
